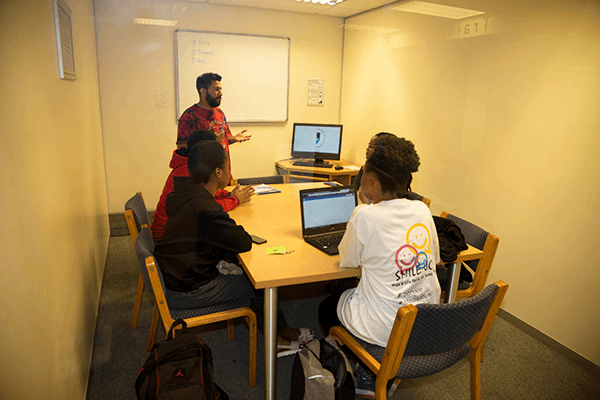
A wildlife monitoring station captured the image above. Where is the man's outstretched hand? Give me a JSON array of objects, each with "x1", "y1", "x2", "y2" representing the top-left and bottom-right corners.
[{"x1": 229, "y1": 130, "x2": 252, "y2": 143}]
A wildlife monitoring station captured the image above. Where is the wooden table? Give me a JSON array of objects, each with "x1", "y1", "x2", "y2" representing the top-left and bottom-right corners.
[
  {"x1": 229, "y1": 182, "x2": 360, "y2": 400},
  {"x1": 276, "y1": 159, "x2": 360, "y2": 185},
  {"x1": 229, "y1": 182, "x2": 483, "y2": 399}
]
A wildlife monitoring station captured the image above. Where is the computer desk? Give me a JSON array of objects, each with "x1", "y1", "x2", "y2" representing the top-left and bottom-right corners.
[
  {"x1": 229, "y1": 182, "x2": 482, "y2": 400},
  {"x1": 276, "y1": 159, "x2": 360, "y2": 185}
]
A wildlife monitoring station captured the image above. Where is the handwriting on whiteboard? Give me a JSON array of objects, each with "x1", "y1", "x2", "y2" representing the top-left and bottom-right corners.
[{"x1": 191, "y1": 40, "x2": 213, "y2": 64}]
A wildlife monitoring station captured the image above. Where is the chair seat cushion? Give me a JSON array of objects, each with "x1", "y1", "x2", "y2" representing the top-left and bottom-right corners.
[
  {"x1": 349, "y1": 333, "x2": 471, "y2": 380},
  {"x1": 395, "y1": 344, "x2": 470, "y2": 379},
  {"x1": 171, "y1": 298, "x2": 252, "y2": 320}
]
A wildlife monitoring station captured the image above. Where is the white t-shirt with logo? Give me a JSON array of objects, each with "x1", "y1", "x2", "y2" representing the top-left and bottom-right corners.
[{"x1": 337, "y1": 199, "x2": 441, "y2": 347}]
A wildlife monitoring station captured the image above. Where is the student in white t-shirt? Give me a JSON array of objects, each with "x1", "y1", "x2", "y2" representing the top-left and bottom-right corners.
[{"x1": 318, "y1": 135, "x2": 441, "y2": 347}]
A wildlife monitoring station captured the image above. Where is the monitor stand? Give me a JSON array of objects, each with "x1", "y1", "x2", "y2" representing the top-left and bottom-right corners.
[{"x1": 292, "y1": 159, "x2": 333, "y2": 169}]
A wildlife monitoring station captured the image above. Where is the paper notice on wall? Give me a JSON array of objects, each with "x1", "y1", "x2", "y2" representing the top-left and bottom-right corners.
[{"x1": 308, "y1": 79, "x2": 324, "y2": 106}]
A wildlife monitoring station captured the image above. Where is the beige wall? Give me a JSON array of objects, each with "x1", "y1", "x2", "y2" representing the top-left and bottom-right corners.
[
  {"x1": 341, "y1": 0, "x2": 600, "y2": 365},
  {"x1": 95, "y1": 0, "x2": 345, "y2": 213},
  {"x1": 0, "y1": 0, "x2": 109, "y2": 398},
  {"x1": 3, "y1": 2, "x2": 592, "y2": 397}
]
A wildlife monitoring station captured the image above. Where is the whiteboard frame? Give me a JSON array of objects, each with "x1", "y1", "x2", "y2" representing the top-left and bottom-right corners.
[
  {"x1": 53, "y1": 0, "x2": 76, "y2": 80},
  {"x1": 175, "y1": 29, "x2": 290, "y2": 123}
]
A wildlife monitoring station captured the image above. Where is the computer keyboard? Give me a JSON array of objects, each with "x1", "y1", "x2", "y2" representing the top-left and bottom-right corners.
[
  {"x1": 311, "y1": 232, "x2": 345, "y2": 246},
  {"x1": 292, "y1": 160, "x2": 334, "y2": 168}
]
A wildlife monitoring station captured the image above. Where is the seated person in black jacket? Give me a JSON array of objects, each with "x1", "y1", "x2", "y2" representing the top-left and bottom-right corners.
[{"x1": 155, "y1": 140, "x2": 311, "y2": 354}]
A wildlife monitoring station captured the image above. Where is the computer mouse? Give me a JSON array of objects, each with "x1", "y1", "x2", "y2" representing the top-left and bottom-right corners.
[{"x1": 335, "y1": 165, "x2": 343, "y2": 170}]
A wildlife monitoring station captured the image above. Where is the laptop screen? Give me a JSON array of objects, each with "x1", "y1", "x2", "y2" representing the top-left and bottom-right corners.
[{"x1": 300, "y1": 186, "x2": 357, "y2": 235}]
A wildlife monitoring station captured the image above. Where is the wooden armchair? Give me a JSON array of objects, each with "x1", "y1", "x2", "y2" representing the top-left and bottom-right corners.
[
  {"x1": 124, "y1": 192, "x2": 152, "y2": 329},
  {"x1": 135, "y1": 227, "x2": 257, "y2": 386},
  {"x1": 330, "y1": 281, "x2": 508, "y2": 400},
  {"x1": 437, "y1": 212, "x2": 500, "y2": 298}
]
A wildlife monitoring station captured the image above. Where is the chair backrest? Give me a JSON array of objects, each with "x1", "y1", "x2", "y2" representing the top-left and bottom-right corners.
[
  {"x1": 403, "y1": 283, "x2": 498, "y2": 356},
  {"x1": 237, "y1": 175, "x2": 289, "y2": 185},
  {"x1": 441, "y1": 212, "x2": 499, "y2": 295},
  {"x1": 135, "y1": 226, "x2": 193, "y2": 335},
  {"x1": 407, "y1": 191, "x2": 431, "y2": 208},
  {"x1": 125, "y1": 192, "x2": 151, "y2": 242},
  {"x1": 134, "y1": 227, "x2": 158, "y2": 299},
  {"x1": 379, "y1": 281, "x2": 508, "y2": 384}
]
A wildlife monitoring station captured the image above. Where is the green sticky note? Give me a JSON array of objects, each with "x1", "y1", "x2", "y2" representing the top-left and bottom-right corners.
[{"x1": 267, "y1": 246, "x2": 286, "y2": 255}]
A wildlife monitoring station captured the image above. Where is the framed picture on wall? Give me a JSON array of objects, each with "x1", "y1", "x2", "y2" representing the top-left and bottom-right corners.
[{"x1": 53, "y1": 0, "x2": 76, "y2": 80}]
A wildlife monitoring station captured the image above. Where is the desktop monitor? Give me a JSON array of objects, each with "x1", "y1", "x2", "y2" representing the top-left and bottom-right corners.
[{"x1": 291, "y1": 123, "x2": 343, "y2": 168}]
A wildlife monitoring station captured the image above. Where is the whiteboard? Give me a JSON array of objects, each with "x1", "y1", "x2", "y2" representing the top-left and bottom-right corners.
[{"x1": 175, "y1": 30, "x2": 290, "y2": 123}]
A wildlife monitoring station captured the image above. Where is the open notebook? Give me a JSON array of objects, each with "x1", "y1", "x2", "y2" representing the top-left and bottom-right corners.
[{"x1": 299, "y1": 186, "x2": 357, "y2": 255}]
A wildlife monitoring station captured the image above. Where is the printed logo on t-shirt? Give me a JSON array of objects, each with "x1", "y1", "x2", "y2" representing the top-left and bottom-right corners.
[
  {"x1": 392, "y1": 223, "x2": 436, "y2": 302},
  {"x1": 394, "y1": 223, "x2": 432, "y2": 273}
]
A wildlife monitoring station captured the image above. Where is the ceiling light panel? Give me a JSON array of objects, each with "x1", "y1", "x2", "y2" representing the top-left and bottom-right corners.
[{"x1": 392, "y1": 1, "x2": 485, "y2": 20}]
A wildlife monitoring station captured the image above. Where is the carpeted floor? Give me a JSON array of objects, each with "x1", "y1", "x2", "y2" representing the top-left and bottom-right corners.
[{"x1": 86, "y1": 236, "x2": 600, "y2": 399}]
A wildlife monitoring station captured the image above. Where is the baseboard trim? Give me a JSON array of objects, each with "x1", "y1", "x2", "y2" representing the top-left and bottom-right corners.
[{"x1": 498, "y1": 308, "x2": 600, "y2": 376}]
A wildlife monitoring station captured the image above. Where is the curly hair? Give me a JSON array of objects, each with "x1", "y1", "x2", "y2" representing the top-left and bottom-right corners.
[
  {"x1": 365, "y1": 136, "x2": 420, "y2": 197},
  {"x1": 374, "y1": 132, "x2": 395, "y2": 140}
]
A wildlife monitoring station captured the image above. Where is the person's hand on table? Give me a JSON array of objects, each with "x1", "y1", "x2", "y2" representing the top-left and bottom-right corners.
[
  {"x1": 229, "y1": 130, "x2": 252, "y2": 143},
  {"x1": 231, "y1": 184, "x2": 255, "y2": 204}
]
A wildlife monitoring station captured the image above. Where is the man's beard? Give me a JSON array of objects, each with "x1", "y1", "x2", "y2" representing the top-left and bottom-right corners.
[{"x1": 206, "y1": 92, "x2": 221, "y2": 108}]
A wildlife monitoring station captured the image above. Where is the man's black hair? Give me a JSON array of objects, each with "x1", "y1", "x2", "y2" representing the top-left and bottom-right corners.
[
  {"x1": 196, "y1": 73, "x2": 222, "y2": 96},
  {"x1": 187, "y1": 129, "x2": 217, "y2": 149},
  {"x1": 366, "y1": 136, "x2": 420, "y2": 198},
  {"x1": 187, "y1": 141, "x2": 227, "y2": 185}
]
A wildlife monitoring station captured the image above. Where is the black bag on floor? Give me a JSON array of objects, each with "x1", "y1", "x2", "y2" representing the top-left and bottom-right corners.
[
  {"x1": 289, "y1": 336, "x2": 355, "y2": 400},
  {"x1": 135, "y1": 319, "x2": 228, "y2": 400}
]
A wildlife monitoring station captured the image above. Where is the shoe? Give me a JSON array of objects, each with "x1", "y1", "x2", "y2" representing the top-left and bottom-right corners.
[{"x1": 354, "y1": 364, "x2": 376, "y2": 399}]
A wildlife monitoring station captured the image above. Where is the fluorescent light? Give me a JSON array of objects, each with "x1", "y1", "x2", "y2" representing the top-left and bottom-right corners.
[
  {"x1": 392, "y1": 1, "x2": 485, "y2": 20},
  {"x1": 133, "y1": 18, "x2": 178, "y2": 26}
]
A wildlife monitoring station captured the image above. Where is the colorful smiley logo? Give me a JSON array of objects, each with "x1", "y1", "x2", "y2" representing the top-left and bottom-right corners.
[
  {"x1": 395, "y1": 244, "x2": 418, "y2": 272},
  {"x1": 407, "y1": 224, "x2": 431, "y2": 254}
]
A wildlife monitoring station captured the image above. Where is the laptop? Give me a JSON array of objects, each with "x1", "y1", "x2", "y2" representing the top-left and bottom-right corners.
[{"x1": 299, "y1": 186, "x2": 358, "y2": 255}]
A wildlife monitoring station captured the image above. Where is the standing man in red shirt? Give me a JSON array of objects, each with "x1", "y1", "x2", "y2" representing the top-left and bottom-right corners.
[{"x1": 177, "y1": 73, "x2": 252, "y2": 174}]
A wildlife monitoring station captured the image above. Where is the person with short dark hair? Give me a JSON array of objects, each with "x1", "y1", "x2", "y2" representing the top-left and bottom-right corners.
[
  {"x1": 177, "y1": 72, "x2": 252, "y2": 175},
  {"x1": 155, "y1": 141, "x2": 312, "y2": 356},
  {"x1": 319, "y1": 136, "x2": 440, "y2": 396},
  {"x1": 151, "y1": 129, "x2": 254, "y2": 241}
]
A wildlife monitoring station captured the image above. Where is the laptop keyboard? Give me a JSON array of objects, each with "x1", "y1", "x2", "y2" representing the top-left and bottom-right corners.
[{"x1": 311, "y1": 232, "x2": 345, "y2": 246}]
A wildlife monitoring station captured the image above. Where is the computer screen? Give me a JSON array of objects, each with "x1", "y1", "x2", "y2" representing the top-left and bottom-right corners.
[{"x1": 291, "y1": 123, "x2": 343, "y2": 168}]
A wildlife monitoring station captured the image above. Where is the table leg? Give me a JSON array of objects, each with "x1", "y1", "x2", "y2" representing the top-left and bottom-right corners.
[
  {"x1": 443, "y1": 261, "x2": 461, "y2": 303},
  {"x1": 264, "y1": 287, "x2": 278, "y2": 400}
]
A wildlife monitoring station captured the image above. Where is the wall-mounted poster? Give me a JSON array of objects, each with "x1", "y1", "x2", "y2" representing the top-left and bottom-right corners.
[
  {"x1": 308, "y1": 79, "x2": 324, "y2": 106},
  {"x1": 53, "y1": 0, "x2": 76, "y2": 80}
]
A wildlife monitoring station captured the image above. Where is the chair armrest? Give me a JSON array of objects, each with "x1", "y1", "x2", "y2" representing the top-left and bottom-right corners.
[{"x1": 330, "y1": 326, "x2": 382, "y2": 374}]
